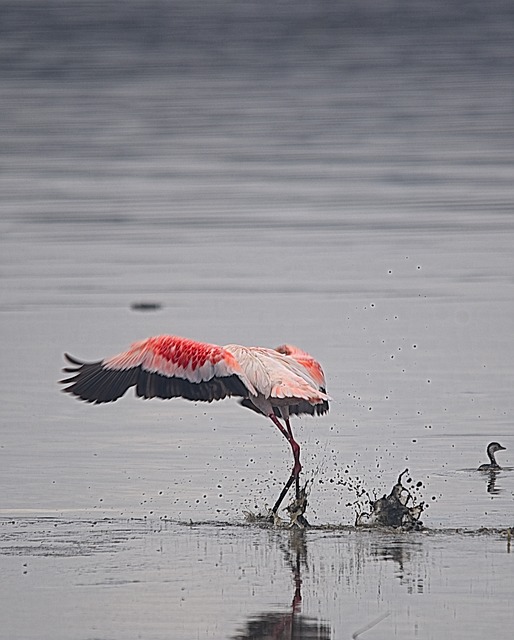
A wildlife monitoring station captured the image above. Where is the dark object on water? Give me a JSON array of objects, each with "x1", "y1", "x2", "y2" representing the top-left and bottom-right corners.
[
  {"x1": 478, "y1": 442, "x2": 506, "y2": 471},
  {"x1": 356, "y1": 470, "x2": 424, "y2": 530},
  {"x1": 130, "y1": 302, "x2": 162, "y2": 311}
]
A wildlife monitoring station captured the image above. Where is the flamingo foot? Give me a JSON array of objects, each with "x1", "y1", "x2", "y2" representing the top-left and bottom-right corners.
[{"x1": 285, "y1": 484, "x2": 310, "y2": 529}]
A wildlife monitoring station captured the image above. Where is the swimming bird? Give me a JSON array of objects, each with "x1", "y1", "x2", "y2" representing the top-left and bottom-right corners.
[
  {"x1": 477, "y1": 442, "x2": 506, "y2": 471},
  {"x1": 60, "y1": 335, "x2": 330, "y2": 516}
]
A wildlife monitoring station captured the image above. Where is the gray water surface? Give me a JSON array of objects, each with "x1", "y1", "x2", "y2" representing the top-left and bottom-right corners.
[
  {"x1": 1, "y1": 1, "x2": 514, "y2": 638},
  {"x1": 1, "y1": 520, "x2": 512, "y2": 640}
]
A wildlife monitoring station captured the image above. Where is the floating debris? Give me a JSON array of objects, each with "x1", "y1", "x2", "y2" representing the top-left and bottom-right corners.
[
  {"x1": 352, "y1": 611, "x2": 391, "y2": 639},
  {"x1": 130, "y1": 302, "x2": 162, "y2": 311},
  {"x1": 350, "y1": 469, "x2": 425, "y2": 530}
]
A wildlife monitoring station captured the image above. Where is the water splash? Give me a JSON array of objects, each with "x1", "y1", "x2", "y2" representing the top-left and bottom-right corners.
[
  {"x1": 343, "y1": 469, "x2": 425, "y2": 530},
  {"x1": 243, "y1": 480, "x2": 312, "y2": 529}
]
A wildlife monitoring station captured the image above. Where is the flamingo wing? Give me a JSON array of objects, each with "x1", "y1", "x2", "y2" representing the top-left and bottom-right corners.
[
  {"x1": 274, "y1": 344, "x2": 327, "y2": 391},
  {"x1": 239, "y1": 397, "x2": 329, "y2": 417},
  {"x1": 61, "y1": 335, "x2": 255, "y2": 404},
  {"x1": 272, "y1": 344, "x2": 329, "y2": 416},
  {"x1": 226, "y1": 345, "x2": 330, "y2": 417}
]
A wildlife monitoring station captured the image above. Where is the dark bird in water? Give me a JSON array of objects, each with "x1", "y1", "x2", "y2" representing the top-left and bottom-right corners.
[{"x1": 477, "y1": 442, "x2": 506, "y2": 471}]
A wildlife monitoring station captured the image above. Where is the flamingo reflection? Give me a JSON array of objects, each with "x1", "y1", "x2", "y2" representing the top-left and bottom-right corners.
[{"x1": 232, "y1": 530, "x2": 331, "y2": 640}]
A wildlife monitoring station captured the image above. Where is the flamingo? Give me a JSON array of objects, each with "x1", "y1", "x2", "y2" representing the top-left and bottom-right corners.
[{"x1": 60, "y1": 335, "x2": 330, "y2": 517}]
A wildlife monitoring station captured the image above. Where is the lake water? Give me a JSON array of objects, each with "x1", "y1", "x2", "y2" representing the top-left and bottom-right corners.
[{"x1": 1, "y1": 1, "x2": 513, "y2": 638}]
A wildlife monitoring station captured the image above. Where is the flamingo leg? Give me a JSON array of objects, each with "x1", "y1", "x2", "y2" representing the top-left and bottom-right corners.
[
  {"x1": 285, "y1": 418, "x2": 301, "y2": 498},
  {"x1": 269, "y1": 413, "x2": 302, "y2": 514},
  {"x1": 271, "y1": 473, "x2": 296, "y2": 515}
]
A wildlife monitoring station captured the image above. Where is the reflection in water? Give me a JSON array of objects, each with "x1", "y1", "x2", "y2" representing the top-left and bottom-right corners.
[
  {"x1": 232, "y1": 530, "x2": 331, "y2": 640},
  {"x1": 372, "y1": 540, "x2": 426, "y2": 595},
  {"x1": 485, "y1": 470, "x2": 502, "y2": 495}
]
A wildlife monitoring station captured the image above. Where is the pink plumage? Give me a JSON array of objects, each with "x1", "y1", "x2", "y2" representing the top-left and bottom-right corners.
[{"x1": 61, "y1": 334, "x2": 329, "y2": 517}]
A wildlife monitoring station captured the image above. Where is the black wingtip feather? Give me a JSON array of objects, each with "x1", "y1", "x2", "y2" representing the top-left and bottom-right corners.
[
  {"x1": 240, "y1": 397, "x2": 329, "y2": 417},
  {"x1": 63, "y1": 352, "x2": 86, "y2": 366},
  {"x1": 59, "y1": 354, "x2": 136, "y2": 404},
  {"x1": 60, "y1": 353, "x2": 250, "y2": 405}
]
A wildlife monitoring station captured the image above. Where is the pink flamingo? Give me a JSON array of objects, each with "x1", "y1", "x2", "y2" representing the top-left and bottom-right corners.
[{"x1": 61, "y1": 335, "x2": 330, "y2": 516}]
